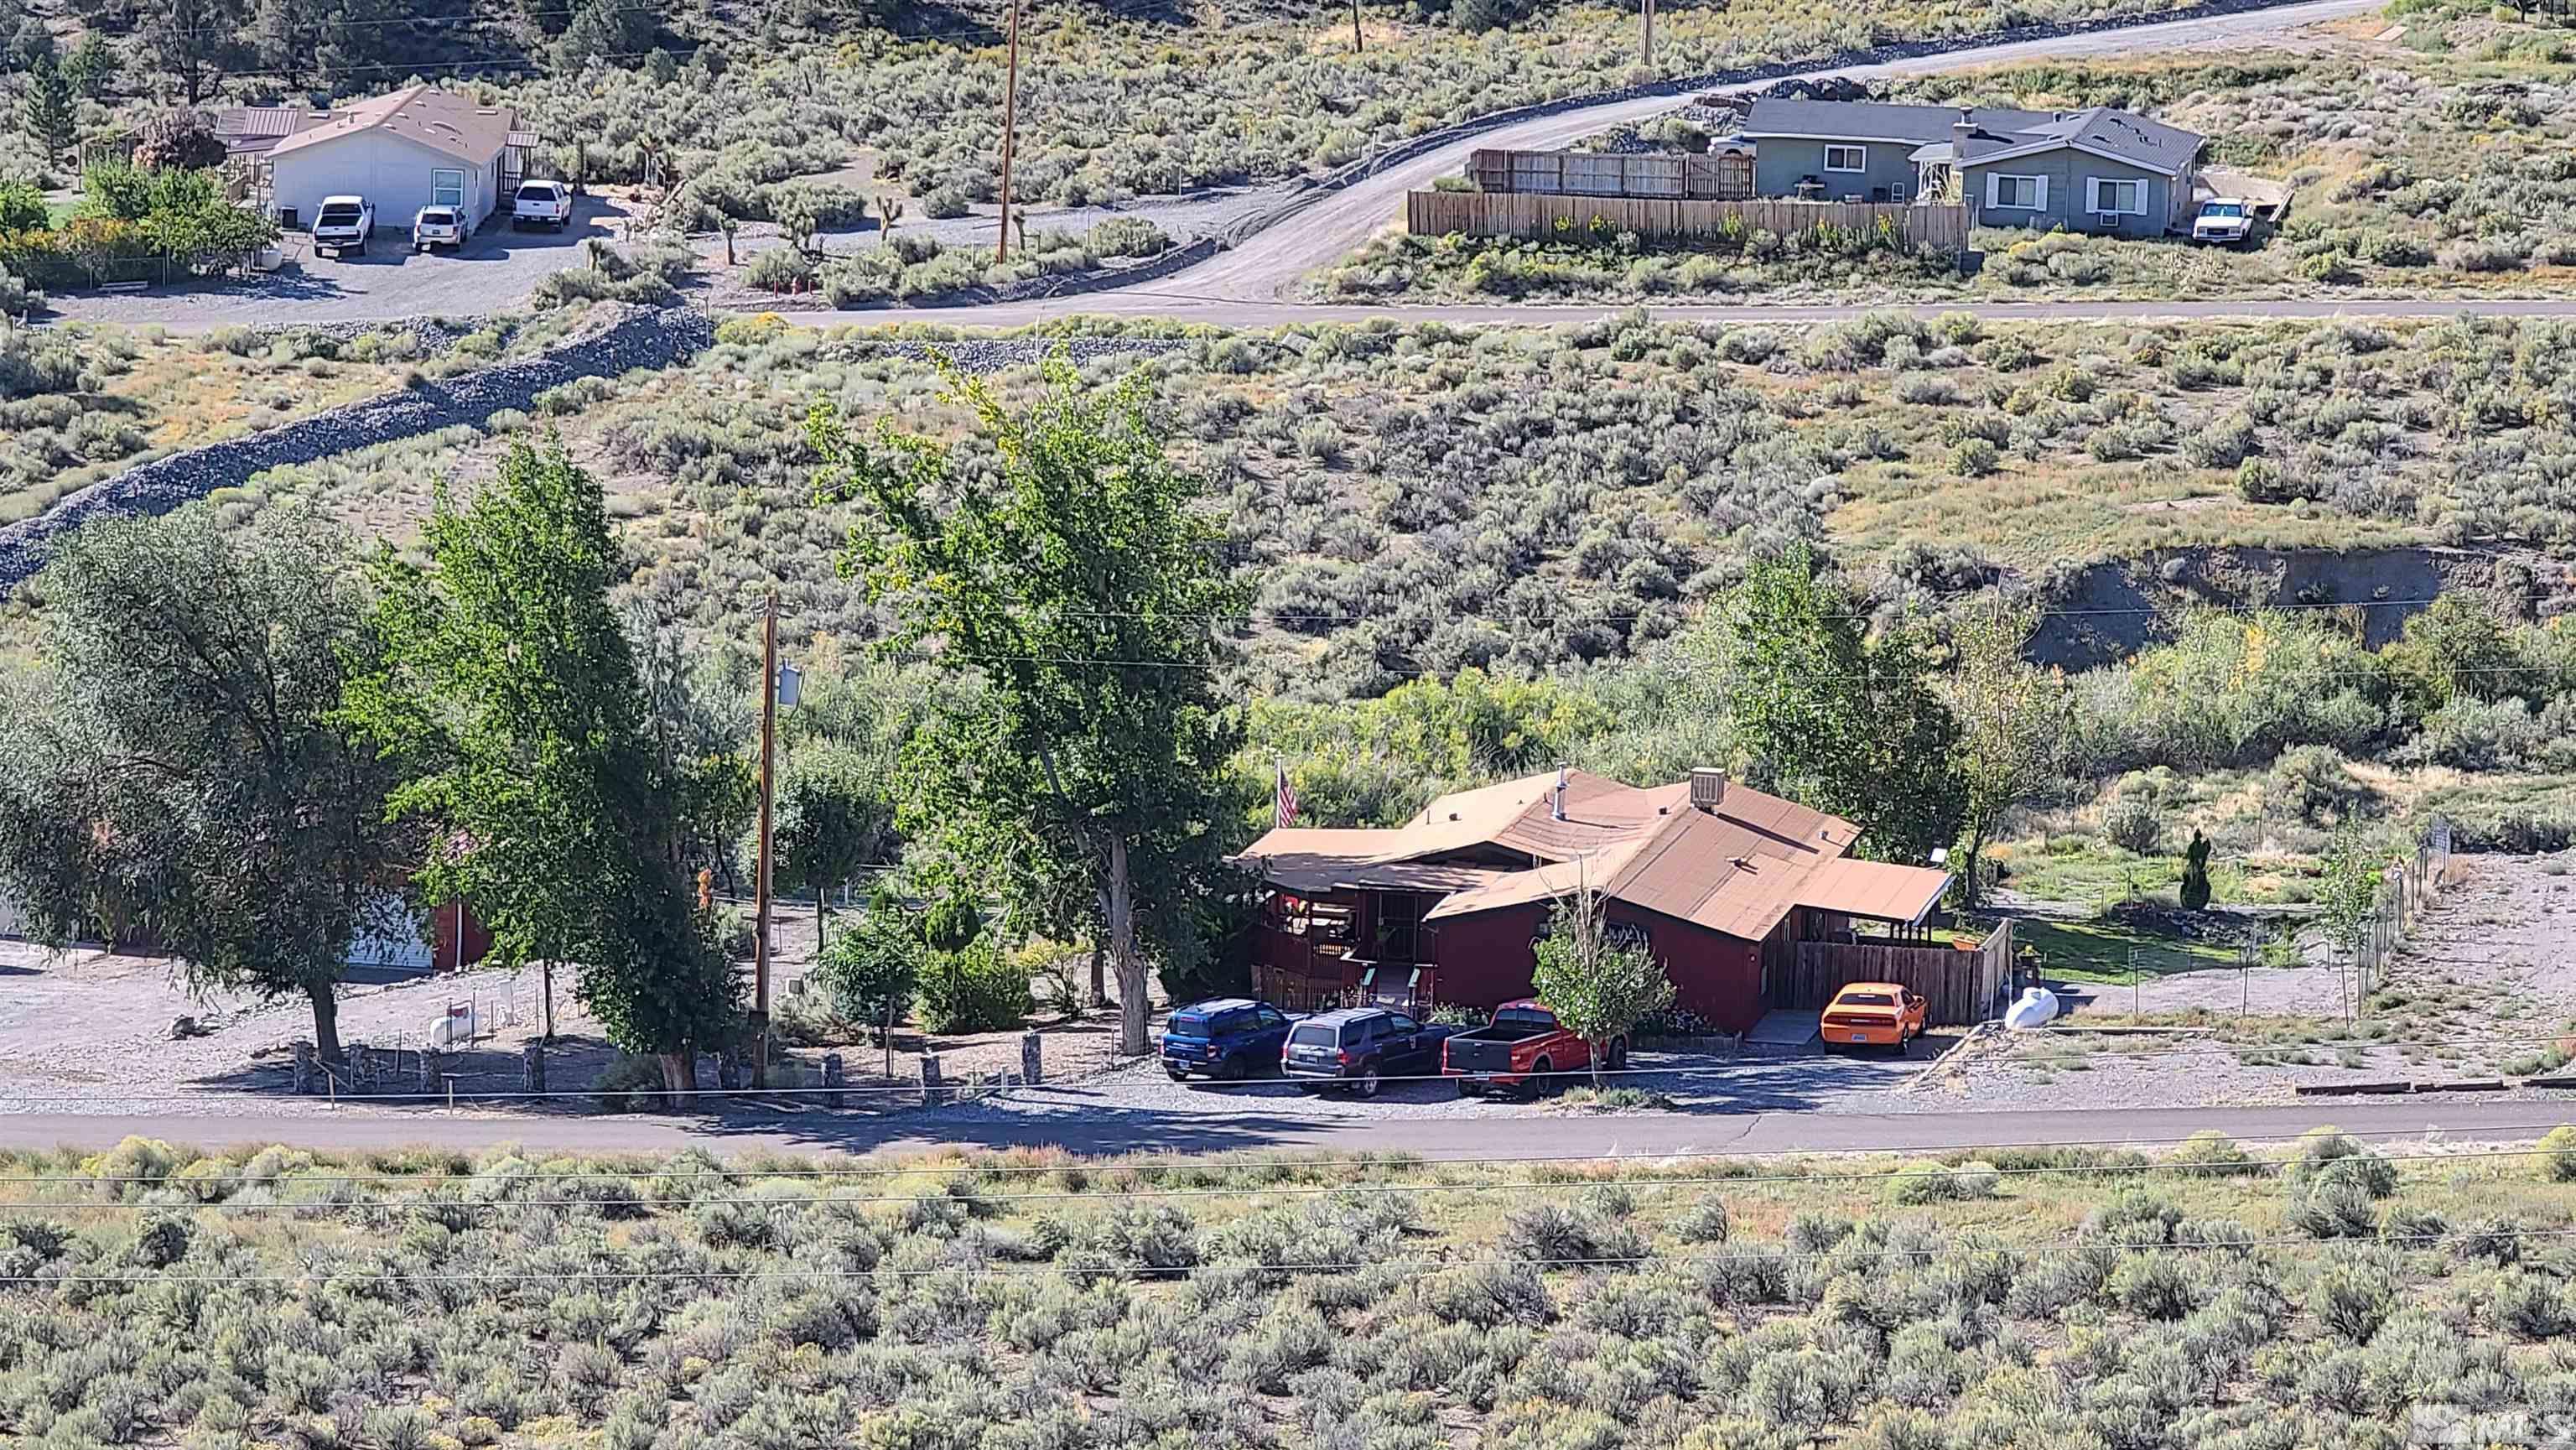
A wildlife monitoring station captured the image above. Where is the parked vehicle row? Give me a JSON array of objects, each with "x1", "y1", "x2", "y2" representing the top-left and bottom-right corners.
[
  {"x1": 1157, "y1": 995, "x2": 1614, "y2": 1099},
  {"x1": 301, "y1": 184, "x2": 578, "y2": 262}
]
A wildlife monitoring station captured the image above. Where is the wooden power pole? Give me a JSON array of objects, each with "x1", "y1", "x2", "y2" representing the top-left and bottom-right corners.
[
  {"x1": 1351, "y1": 0, "x2": 1363, "y2": 53},
  {"x1": 996, "y1": 0, "x2": 1023, "y2": 262},
  {"x1": 750, "y1": 590, "x2": 778, "y2": 1089},
  {"x1": 1640, "y1": 0, "x2": 1654, "y2": 65}
]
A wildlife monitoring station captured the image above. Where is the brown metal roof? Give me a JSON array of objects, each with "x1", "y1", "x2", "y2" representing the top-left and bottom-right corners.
[
  {"x1": 1243, "y1": 768, "x2": 1944, "y2": 944},
  {"x1": 1794, "y1": 857, "x2": 1953, "y2": 925}
]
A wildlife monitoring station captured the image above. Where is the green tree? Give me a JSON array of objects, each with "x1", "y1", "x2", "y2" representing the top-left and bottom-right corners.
[
  {"x1": 1528, "y1": 870, "x2": 1672, "y2": 1089},
  {"x1": 626, "y1": 603, "x2": 757, "y2": 892},
  {"x1": 138, "y1": 0, "x2": 246, "y2": 103},
  {"x1": 2314, "y1": 821, "x2": 2385, "y2": 1027},
  {"x1": 553, "y1": 0, "x2": 653, "y2": 72},
  {"x1": 1711, "y1": 545, "x2": 1963, "y2": 864},
  {"x1": 2384, "y1": 592, "x2": 2521, "y2": 720},
  {"x1": 61, "y1": 34, "x2": 118, "y2": 98},
  {"x1": 813, "y1": 351, "x2": 1247, "y2": 1056},
  {"x1": 768, "y1": 742, "x2": 895, "y2": 951},
  {"x1": 130, "y1": 109, "x2": 226, "y2": 171},
  {"x1": 1945, "y1": 595, "x2": 2061, "y2": 906},
  {"x1": 2179, "y1": 830, "x2": 2213, "y2": 912},
  {"x1": 0, "y1": 507, "x2": 413, "y2": 1063},
  {"x1": 343, "y1": 444, "x2": 740, "y2": 1089},
  {"x1": 23, "y1": 59, "x2": 75, "y2": 166},
  {"x1": 813, "y1": 883, "x2": 919, "y2": 1041}
]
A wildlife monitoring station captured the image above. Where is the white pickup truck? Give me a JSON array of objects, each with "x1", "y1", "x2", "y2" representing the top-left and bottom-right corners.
[
  {"x1": 2192, "y1": 198, "x2": 2256, "y2": 247},
  {"x1": 311, "y1": 195, "x2": 374, "y2": 257},
  {"x1": 512, "y1": 179, "x2": 573, "y2": 231}
]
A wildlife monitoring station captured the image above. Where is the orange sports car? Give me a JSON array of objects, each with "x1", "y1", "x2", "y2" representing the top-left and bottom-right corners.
[{"x1": 1822, "y1": 982, "x2": 1928, "y2": 1050}]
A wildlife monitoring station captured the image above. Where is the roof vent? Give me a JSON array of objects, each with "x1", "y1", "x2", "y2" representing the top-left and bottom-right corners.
[
  {"x1": 1689, "y1": 767, "x2": 1728, "y2": 813},
  {"x1": 1550, "y1": 765, "x2": 1568, "y2": 823}
]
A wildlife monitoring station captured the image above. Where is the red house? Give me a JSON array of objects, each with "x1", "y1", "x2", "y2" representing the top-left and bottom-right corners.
[{"x1": 1235, "y1": 767, "x2": 1962, "y2": 1034}]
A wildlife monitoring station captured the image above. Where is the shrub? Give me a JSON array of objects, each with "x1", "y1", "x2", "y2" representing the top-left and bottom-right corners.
[
  {"x1": 745, "y1": 246, "x2": 817, "y2": 293},
  {"x1": 2170, "y1": 1131, "x2": 2262, "y2": 1177},
  {"x1": 1675, "y1": 1197, "x2": 1731, "y2": 1245},
  {"x1": 2102, "y1": 793, "x2": 2162, "y2": 855},
  {"x1": 590, "y1": 1053, "x2": 667, "y2": 1112},
  {"x1": 1083, "y1": 216, "x2": 1171, "y2": 258},
  {"x1": 2538, "y1": 1126, "x2": 2576, "y2": 1182},
  {"x1": 2107, "y1": 1251, "x2": 2202, "y2": 1319},
  {"x1": 916, "y1": 938, "x2": 1031, "y2": 1034},
  {"x1": 1948, "y1": 438, "x2": 2001, "y2": 477},
  {"x1": 2439, "y1": 237, "x2": 2524, "y2": 273},
  {"x1": 2311, "y1": 1262, "x2": 2397, "y2": 1342},
  {"x1": 919, "y1": 184, "x2": 972, "y2": 219},
  {"x1": 1497, "y1": 1203, "x2": 1644, "y2": 1269}
]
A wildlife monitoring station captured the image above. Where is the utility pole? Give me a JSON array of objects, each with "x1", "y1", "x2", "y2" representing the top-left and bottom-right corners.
[
  {"x1": 996, "y1": 0, "x2": 1023, "y2": 262},
  {"x1": 1639, "y1": 0, "x2": 1654, "y2": 65},
  {"x1": 1351, "y1": 0, "x2": 1363, "y2": 53},
  {"x1": 750, "y1": 590, "x2": 778, "y2": 1089}
]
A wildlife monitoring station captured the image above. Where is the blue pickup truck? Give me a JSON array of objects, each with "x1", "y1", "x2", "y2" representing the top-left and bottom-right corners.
[{"x1": 1160, "y1": 998, "x2": 1294, "y2": 1082}]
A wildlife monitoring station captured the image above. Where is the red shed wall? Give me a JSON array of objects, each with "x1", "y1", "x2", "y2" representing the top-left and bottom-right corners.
[{"x1": 1429, "y1": 901, "x2": 1768, "y2": 1035}]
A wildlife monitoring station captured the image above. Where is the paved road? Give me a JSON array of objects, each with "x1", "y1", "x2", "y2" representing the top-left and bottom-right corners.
[
  {"x1": 1170, "y1": 0, "x2": 2381, "y2": 305},
  {"x1": 8, "y1": 1098, "x2": 2569, "y2": 1161},
  {"x1": 46, "y1": 0, "x2": 2390, "y2": 333}
]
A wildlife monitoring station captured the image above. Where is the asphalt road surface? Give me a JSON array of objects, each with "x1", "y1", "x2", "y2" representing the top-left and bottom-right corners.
[
  {"x1": 46, "y1": 0, "x2": 2393, "y2": 333},
  {"x1": 7, "y1": 1098, "x2": 2570, "y2": 1161},
  {"x1": 1160, "y1": 0, "x2": 2382, "y2": 306}
]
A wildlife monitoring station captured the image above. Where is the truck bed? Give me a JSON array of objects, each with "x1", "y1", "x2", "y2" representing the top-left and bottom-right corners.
[{"x1": 1444, "y1": 1029, "x2": 1548, "y2": 1075}]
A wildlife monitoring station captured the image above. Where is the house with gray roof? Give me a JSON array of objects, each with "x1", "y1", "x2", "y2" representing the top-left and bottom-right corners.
[{"x1": 1737, "y1": 98, "x2": 2204, "y2": 238}]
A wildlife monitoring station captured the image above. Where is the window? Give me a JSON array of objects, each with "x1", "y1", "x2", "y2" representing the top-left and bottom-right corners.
[
  {"x1": 1389, "y1": 1014, "x2": 1419, "y2": 1036},
  {"x1": 1823, "y1": 144, "x2": 1866, "y2": 173},
  {"x1": 1989, "y1": 174, "x2": 2044, "y2": 210},
  {"x1": 1257, "y1": 1007, "x2": 1288, "y2": 1030},
  {"x1": 1290, "y1": 1024, "x2": 1337, "y2": 1047},
  {"x1": 2089, "y1": 177, "x2": 2147, "y2": 216},
  {"x1": 431, "y1": 168, "x2": 465, "y2": 209}
]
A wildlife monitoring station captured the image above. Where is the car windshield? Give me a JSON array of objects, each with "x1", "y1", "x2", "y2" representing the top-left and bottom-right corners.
[
  {"x1": 1837, "y1": 992, "x2": 1897, "y2": 1007},
  {"x1": 1290, "y1": 1024, "x2": 1338, "y2": 1047},
  {"x1": 2205, "y1": 203, "x2": 2243, "y2": 218}
]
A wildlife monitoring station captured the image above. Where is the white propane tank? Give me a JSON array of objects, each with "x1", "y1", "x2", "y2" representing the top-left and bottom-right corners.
[
  {"x1": 2003, "y1": 986, "x2": 2060, "y2": 1031},
  {"x1": 428, "y1": 1006, "x2": 479, "y2": 1047}
]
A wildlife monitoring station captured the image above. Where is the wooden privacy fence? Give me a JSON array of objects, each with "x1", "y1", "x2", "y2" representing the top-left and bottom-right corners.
[
  {"x1": 1783, "y1": 919, "x2": 2014, "y2": 1027},
  {"x1": 1468, "y1": 148, "x2": 1753, "y2": 200},
  {"x1": 1407, "y1": 191, "x2": 1971, "y2": 252}
]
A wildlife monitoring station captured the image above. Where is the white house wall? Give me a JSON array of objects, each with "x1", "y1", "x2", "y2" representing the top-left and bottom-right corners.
[{"x1": 271, "y1": 130, "x2": 502, "y2": 234}]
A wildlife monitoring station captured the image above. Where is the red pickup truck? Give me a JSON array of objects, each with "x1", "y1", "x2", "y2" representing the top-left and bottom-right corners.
[{"x1": 1442, "y1": 1000, "x2": 1623, "y2": 1097}]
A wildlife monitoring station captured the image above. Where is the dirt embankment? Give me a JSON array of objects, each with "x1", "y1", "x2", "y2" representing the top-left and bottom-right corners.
[{"x1": 2028, "y1": 545, "x2": 2572, "y2": 668}]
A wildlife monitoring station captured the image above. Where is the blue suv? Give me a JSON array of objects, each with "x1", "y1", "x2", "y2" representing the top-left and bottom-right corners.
[{"x1": 1161, "y1": 998, "x2": 1294, "y2": 1082}]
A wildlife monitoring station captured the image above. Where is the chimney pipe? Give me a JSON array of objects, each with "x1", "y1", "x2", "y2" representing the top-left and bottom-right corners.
[
  {"x1": 1552, "y1": 765, "x2": 1568, "y2": 822},
  {"x1": 1952, "y1": 106, "x2": 1973, "y2": 157}
]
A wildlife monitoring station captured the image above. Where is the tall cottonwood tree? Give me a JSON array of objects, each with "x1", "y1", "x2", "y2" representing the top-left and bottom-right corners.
[
  {"x1": 1711, "y1": 545, "x2": 1963, "y2": 864},
  {"x1": 812, "y1": 352, "x2": 1244, "y2": 1056},
  {"x1": 0, "y1": 507, "x2": 411, "y2": 1063},
  {"x1": 343, "y1": 444, "x2": 739, "y2": 1089}
]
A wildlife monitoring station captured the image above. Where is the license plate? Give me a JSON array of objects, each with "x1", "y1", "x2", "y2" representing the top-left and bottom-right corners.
[{"x1": 1847, "y1": 1033, "x2": 1871, "y2": 1042}]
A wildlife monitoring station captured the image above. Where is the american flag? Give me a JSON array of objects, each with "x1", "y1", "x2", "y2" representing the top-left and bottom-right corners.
[{"x1": 1274, "y1": 759, "x2": 1299, "y2": 828}]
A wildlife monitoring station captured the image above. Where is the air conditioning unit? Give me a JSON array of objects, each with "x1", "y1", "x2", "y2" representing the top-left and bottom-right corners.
[{"x1": 1689, "y1": 767, "x2": 1729, "y2": 812}]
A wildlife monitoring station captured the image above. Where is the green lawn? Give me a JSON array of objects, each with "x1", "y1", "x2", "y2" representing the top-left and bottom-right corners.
[{"x1": 2009, "y1": 917, "x2": 2241, "y2": 984}]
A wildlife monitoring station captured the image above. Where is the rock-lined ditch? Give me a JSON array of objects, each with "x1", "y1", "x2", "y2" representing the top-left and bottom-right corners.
[{"x1": 0, "y1": 305, "x2": 716, "y2": 590}]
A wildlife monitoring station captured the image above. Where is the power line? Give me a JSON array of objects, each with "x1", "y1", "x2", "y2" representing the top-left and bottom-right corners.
[
  {"x1": 13, "y1": 1223, "x2": 2576, "y2": 1287},
  {"x1": 9, "y1": 1021, "x2": 2576, "y2": 1104},
  {"x1": 9, "y1": 1139, "x2": 2568, "y2": 1213},
  {"x1": 16, "y1": 1118, "x2": 2576, "y2": 1186}
]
